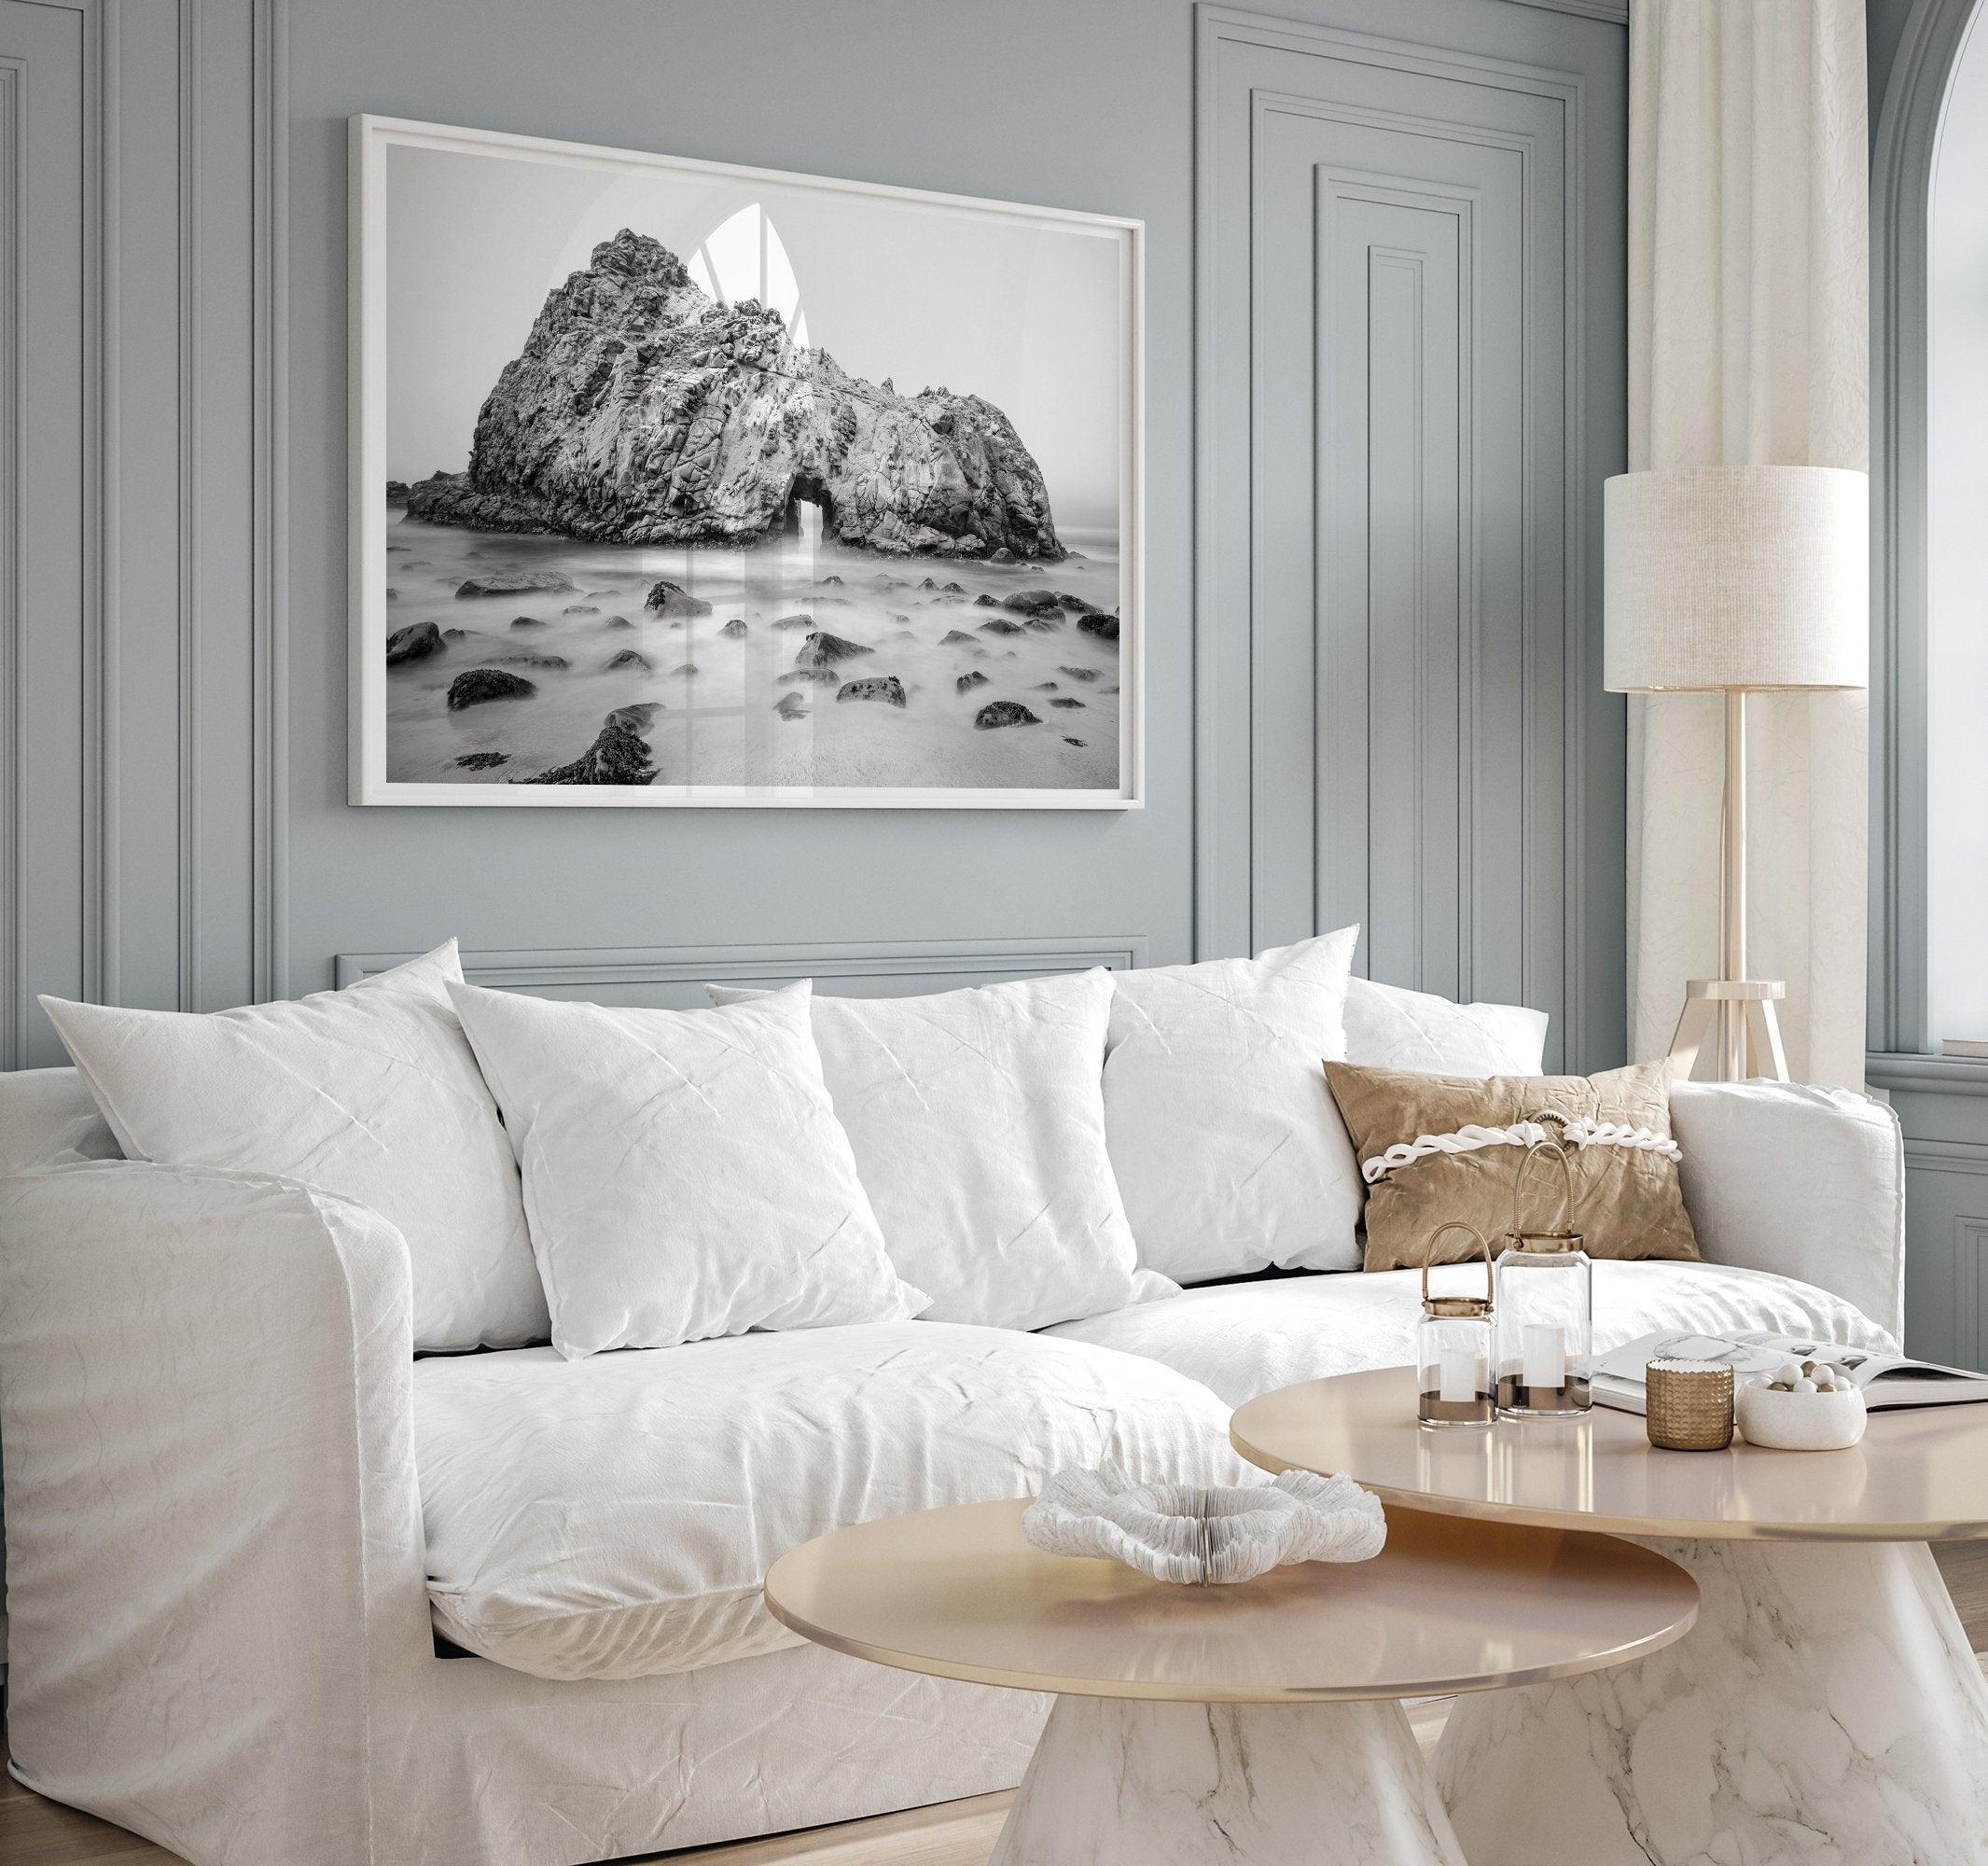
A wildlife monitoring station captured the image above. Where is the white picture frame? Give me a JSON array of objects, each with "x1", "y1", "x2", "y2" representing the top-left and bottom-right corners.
[{"x1": 348, "y1": 114, "x2": 1145, "y2": 809}]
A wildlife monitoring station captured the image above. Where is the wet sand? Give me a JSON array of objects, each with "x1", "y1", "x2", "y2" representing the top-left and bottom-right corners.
[{"x1": 383, "y1": 515, "x2": 1123, "y2": 792}]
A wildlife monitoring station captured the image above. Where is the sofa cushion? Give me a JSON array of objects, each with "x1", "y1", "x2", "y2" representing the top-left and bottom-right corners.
[
  {"x1": 38, "y1": 942, "x2": 549, "y2": 1353},
  {"x1": 1324, "y1": 1056, "x2": 1700, "y2": 1271},
  {"x1": 1103, "y1": 928, "x2": 1364, "y2": 1286},
  {"x1": 1672, "y1": 1081, "x2": 1906, "y2": 1338},
  {"x1": 1342, "y1": 977, "x2": 1548, "y2": 1076},
  {"x1": 709, "y1": 970, "x2": 1157, "y2": 1331},
  {"x1": 413, "y1": 1320, "x2": 1249, "y2": 1682},
  {"x1": 449, "y1": 979, "x2": 922, "y2": 1359},
  {"x1": 1044, "y1": 1260, "x2": 1893, "y2": 1410}
]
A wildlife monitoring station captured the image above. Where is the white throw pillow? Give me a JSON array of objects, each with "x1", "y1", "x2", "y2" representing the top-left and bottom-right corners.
[
  {"x1": 1342, "y1": 976, "x2": 1549, "y2": 1076},
  {"x1": 448, "y1": 979, "x2": 923, "y2": 1358},
  {"x1": 709, "y1": 970, "x2": 1161, "y2": 1330},
  {"x1": 1102, "y1": 928, "x2": 1363, "y2": 1285},
  {"x1": 39, "y1": 941, "x2": 547, "y2": 1352}
]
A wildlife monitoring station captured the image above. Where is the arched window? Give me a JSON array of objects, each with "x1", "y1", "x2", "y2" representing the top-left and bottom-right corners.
[
  {"x1": 1918, "y1": 3, "x2": 1988, "y2": 1050},
  {"x1": 686, "y1": 204, "x2": 809, "y2": 349},
  {"x1": 1870, "y1": 0, "x2": 1987, "y2": 1064}
]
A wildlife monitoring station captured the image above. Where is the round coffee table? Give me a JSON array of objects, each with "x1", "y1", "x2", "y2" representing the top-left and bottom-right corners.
[
  {"x1": 765, "y1": 1495, "x2": 1696, "y2": 1865},
  {"x1": 1232, "y1": 1365, "x2": 1988, "y2": 1866}
]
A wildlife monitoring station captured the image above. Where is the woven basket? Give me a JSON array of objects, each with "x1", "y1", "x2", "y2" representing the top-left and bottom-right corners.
[{"x1": 1645, "y1": 1357, "x2": 1734, "y2": 1452}]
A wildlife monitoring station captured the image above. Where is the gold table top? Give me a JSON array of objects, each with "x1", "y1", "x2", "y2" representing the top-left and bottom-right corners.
[
  {"x1": 763, "y1": 1496, "x2": 1697, "y2": 1703},
  {"x1": 1232, "y1": 1365, "x2": 1988, "y2": 1543}
]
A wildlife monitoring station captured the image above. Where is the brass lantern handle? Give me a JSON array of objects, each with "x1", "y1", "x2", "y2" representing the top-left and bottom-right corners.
[
  {"x1": 1421, "y1": 1220, "x2": 1494, "y2": 1310},
  {"x1": 1509, "y1": 1121, "x2": 1578, "y2": 1238}
]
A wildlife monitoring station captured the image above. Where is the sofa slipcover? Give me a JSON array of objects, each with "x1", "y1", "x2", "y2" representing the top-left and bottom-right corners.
[
  {"x1": 0, "y1": 1075, "x2": 1911, "y2": 1866},
  {"x1": 414, "y1": 1320, "x2": 1250, "y2": 1681},
  {"x1": 0, "y1": 1065, "x2": 118, "y2": 1172},
  {"x1": 0, "y1": 1161, "x2": 1048, "y2": 1865}
]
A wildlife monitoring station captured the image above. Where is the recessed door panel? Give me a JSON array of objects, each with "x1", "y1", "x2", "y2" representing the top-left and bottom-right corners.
[{"x1": 1199, "y1": 5, "x2": 1626, "y2": 1069}]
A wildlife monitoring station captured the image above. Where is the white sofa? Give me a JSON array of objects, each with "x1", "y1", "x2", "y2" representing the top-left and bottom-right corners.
[{"x1": 0, "y1": 1064, "x2": 1904, "y2": 1866}]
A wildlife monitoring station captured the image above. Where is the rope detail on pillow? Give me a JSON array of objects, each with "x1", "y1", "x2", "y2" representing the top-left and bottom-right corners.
[{"x1": 1359, "y1": 1119, "x2": 1684, "y2": 1187}]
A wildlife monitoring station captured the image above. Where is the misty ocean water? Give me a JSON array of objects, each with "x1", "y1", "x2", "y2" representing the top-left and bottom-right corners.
[{"x1": 383, "y1": 511, "x2": 1123, "y2": 793}]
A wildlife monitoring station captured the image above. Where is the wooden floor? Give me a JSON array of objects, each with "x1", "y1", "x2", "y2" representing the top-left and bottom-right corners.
[{"x1": 9, "y1": 1546, "x2": 1988, "y2": 1866}]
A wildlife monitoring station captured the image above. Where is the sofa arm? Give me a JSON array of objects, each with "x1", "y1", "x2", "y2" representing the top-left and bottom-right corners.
[
  {"x1": 1669, "y1": 1081, "x2": 1907, "y2": 1343},
  {"x1": 0, "y1": 1163, "x2": 434, "y2": 1865}
]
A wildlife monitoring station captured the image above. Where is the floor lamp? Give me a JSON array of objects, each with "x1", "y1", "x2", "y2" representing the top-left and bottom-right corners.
[{"x1": 1603, "y1": 466, "x2": 1869, "y2": 1082}]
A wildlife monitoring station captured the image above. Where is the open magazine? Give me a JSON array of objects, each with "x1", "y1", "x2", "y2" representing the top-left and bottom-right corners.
[{"x1": 1592, "y1": 1330, "x2": 1988, "y2": 1415}]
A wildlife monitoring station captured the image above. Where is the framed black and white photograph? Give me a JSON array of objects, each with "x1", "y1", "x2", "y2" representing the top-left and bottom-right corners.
[{"x1": 349, "y1": 115, "x2": 1143, "y2": 808}]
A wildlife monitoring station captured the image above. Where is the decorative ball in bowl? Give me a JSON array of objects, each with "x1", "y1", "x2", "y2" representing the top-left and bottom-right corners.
[{"x1": 1734, "y1": 1358, "x2": 1867, "y2": 1451}]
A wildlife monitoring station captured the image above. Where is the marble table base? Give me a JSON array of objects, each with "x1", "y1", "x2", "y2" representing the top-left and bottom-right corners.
[
  {"x1": 987, "y1": 1692, "x2": 1465, "y2": 1866},
  {"x1": 1435, "y1": 1539, "x2": 1988, "y2": 1866}
]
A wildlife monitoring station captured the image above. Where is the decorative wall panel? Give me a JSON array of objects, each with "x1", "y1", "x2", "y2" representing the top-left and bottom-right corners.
[
  {"x1": 336, "y1": 935, "x2": 1151, "y2": 1009},
  {"x1": 1, "y1": 0, "x2": 282, "y2": 1066},
  {"x1": 1196, "y1": 3, "x2": 1627, "y2": 1070},
  {"x1": 5, "y1": 0, "x2": 1628, "y2": 1079}
]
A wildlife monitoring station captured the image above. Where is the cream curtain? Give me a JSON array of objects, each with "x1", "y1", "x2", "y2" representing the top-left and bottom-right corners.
[{"x1": 1626, "y1": 0, "x2": 1870, "y2": 1086}]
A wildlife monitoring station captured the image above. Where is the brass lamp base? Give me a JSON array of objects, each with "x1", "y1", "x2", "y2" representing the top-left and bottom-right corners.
[{"x1": 1668, "y1": 979, "x2": 1788, "y2": 1083}]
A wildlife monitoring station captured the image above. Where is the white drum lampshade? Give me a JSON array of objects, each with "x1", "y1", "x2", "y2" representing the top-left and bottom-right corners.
[
  {"x1": 1603, "y1": 466, "x2": 1869, "y2": 693},
  {"x1": 1602, "y1": 464, "x2": 1869, "y2": 1082}
]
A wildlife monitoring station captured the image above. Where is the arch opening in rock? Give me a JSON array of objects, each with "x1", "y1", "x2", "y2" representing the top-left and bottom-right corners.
[{"x1": 782, "y1": 473, "x2": 837, "y2": 545}]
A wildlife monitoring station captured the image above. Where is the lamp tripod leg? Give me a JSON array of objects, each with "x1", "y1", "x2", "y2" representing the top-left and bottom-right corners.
[
  {"x1": 1668, "y1": 997, "x2": 1717, "y2": 1079},
  {"x1": 1745, "y1": 996, "x2": 1789, "y2": 1081}
]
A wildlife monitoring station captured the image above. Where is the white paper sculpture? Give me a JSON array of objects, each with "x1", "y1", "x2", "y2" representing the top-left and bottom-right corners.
[{"x1": 1022, "y1": 1462, "x2": 1386, "y2": 1584}]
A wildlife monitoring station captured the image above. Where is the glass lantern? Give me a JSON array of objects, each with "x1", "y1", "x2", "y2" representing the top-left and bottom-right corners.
[
  {"x1": 1493, "y1": 1135, "x2": 1593, "y2": 1417},
  {"x1": 1417, "y1": 1222, "x2": 1495, "y2": 1428}
]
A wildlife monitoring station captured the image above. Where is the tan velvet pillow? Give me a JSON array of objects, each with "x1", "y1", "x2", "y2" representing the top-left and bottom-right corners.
[{"x1": 1322, "y1": 1058, "x2": 1700, "y2": 1272}]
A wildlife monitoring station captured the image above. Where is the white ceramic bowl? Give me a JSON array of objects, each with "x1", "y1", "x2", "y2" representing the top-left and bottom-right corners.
[{"x1": 1734, "y1": 1379, "x2": 1867, "y2": 1451}]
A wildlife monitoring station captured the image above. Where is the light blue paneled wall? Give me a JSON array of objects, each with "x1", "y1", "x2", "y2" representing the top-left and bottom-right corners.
[
  {"x1": 4, "y1": 0, "x2": 1631, "y2": 1067},
  {"x1": 282, "y1": 0, "x2": 1205, "y2": 1018},
  {"x1": 3, "y1": 0, "x2": 280, "y2": 1065}
]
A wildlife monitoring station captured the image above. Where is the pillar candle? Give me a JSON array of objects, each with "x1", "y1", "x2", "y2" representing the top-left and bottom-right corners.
[{"x1": 1522, "y1": 1323, "x2": 1565, "y2": 1390}]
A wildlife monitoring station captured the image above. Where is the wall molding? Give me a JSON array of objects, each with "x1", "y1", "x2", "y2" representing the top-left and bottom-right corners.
[
  {"x1": 1956, "y1": 1218, "x2": 1988, "y2": 1367},
  {"x1": 1868, "y1": 1050, "x2": 1988, "y2": 1098},
  {"x1": 84, "y1": 0, "x2": 117, "y2": 1010},
  {"x1": 1194, "y1": 3, "x2": 1620, "y2": 1069},
  {"x1": 1, "y1": 0, "x2": 120, "y2": 1064},
  {"x1": 334, "y1": 935, "x2": 1153, "y2": 995},
  {"x1": 1503, "y1": 0, "x2": 1625, "y2": 21},
  {"x1": 250, "y1": 0, "x2": 286, "y2": 1001},
  {"x1": 2, "y1": 56, "x2": 21, "y2": 1067},
  {"x1": 176, "y1": 0, "x2": 201, "y2": 1010},
  {"x1": 1278, "y1": 92, "x2": 1546, "y2": 1020},
  {"x1": 1870, "y1": 0, "x2": 1980, "y2": 1055},
  {"x1": 1, "y1": 0, "x2": 288, "y2": 1055},
  {"x1": 1904, "y1": 1136, "x2": 1988, "y2": 1176}
]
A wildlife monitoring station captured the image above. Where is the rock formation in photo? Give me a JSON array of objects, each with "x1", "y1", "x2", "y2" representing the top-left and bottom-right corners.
[
  {"x1": 645, "y1": 579, "x2": 712, "y2": 619},
  {"x1": 454, "y1": 571, "x2": 575, "y2": 599},
  {"x1": 837, "y1": 675, "x2": 906, "y2": 707},
  {"x1": 975, "y1": 701, "x2": 1039, "y2": 731},
  {"x1": 405, "y1": 229, "x2": 1065, "y2": 561},
  {"x1": 386, "y1": 621, "x2": 446, "y2": 665},
  {"x1": 793, "y1": 631, "x2": 872, "y2": 670},
  {"x1": 448, "y1": 668, "x2": 536, "y2": 709},
  {"x1": 517, "y1": 703, "x2": 660, "y2": 786}
]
